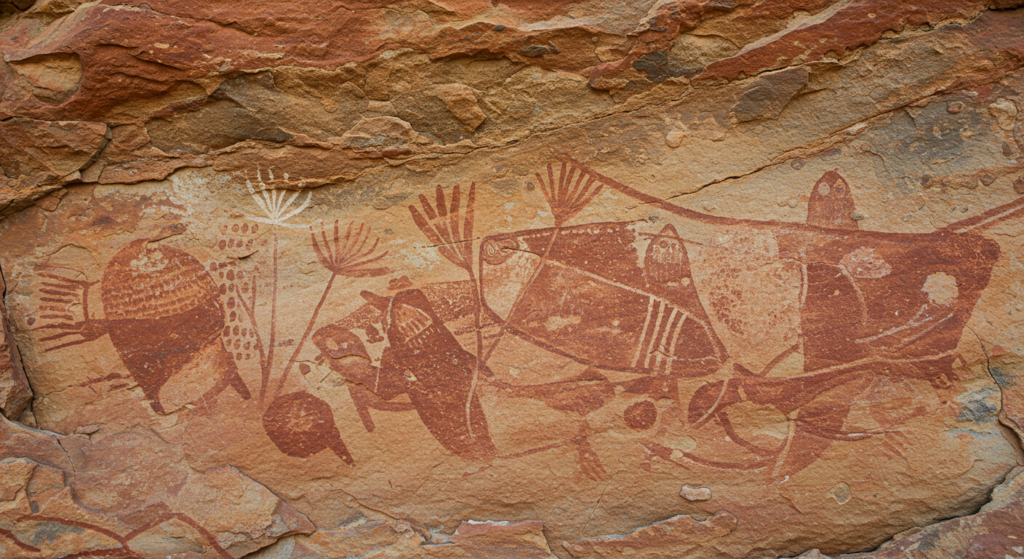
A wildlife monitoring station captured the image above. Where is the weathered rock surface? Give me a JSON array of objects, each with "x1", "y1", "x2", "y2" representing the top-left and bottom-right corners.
[
  {"x1": 1, "y1": 0, "x2": 1023, "y2": 557},
  {"x1": 0, "y1": 269, "x2": 32, "y2": 420}
]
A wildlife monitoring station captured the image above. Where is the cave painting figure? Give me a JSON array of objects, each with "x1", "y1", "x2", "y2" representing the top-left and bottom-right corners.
[
  {"x1": 362, "y1": 287, "x2": 497, "y2": 461},
  {"x1": 262, "y1": 391, "x2": 355, "y2": 465},
  {"x1": 312, "y1": 156, "x2": 1020, "y2": 478},
  {"x1": 481, "y1": 159, "x2": 1006, "y2": 391},
  {"x1": 312, "y1": 282, "x2": 608, "y2": 479},
  {"x1": 667, "y1": 179, "x2": 1000, "y2": 474},
  {"x1": 517, "y1": 157, "x2": 1009, "y2": 476},
  {"x1": 38, "y1": 239, "x2": 251, "y2": 413},
  {"x1": 807, "y1": 170, "x2": 859, "y2": 229},
  {"x1": 479, "y1": 221, "x2": 726, "y2": 378}
]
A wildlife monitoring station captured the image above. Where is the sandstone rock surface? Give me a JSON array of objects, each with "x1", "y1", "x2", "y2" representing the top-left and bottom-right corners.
[{"x1": 1, "y1": 0, "x2": 1023, "y2": 557}]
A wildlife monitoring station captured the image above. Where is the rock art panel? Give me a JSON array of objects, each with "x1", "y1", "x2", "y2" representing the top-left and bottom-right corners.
[
  {"x1": 2, "y1": 144, "x2": 1022, "y2": 557},
  {"x1": 1, "y1": 1, "x2": 1024, "y2": 557}
]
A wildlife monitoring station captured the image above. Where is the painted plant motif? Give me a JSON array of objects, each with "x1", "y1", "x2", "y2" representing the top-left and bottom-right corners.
[
  {"x1": 260, "y1": 218, "x2": 390, "y2": 466},
  {"x1": 33, "y1": 170, "x2": 390, "y2": 466}
]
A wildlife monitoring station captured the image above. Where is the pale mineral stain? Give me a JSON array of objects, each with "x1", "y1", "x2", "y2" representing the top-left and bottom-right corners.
[
  {"x1": 922, "y1": 272, "x2": 959, "y2": 305},
  {"x1": 680, "y1": 484, "x2": 713, "y2": 501},
  {"x1": 829, "y1": 482, "x2": 851, "y2": 505}
]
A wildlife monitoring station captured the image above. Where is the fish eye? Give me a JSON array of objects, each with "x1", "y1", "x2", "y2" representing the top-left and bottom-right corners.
[{"x1": 481, "y1": 238, "x2": 519, "y2": 265}]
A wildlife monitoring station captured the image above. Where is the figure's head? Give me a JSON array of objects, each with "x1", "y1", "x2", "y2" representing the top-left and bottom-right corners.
[
  {"x1": 312, "y1": 323, "x2": 375, "y2": 385},
  {"x1": 807, "y1": 171, "x2": 858, "y2": 230},
  {"x1": 643, "y1": 224, "x2": 692, "y2": 285},
  {"x1": 313, "y1": 323, "x2": 370, "y2": 361},
  {"x1": 478, "y1": 232, "x2": 548, "y2": 320}
]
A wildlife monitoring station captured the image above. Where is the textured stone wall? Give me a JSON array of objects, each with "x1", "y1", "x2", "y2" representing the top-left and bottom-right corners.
[{"x1": 1, "y1": 1, "x2": 1023, "y2": 558}]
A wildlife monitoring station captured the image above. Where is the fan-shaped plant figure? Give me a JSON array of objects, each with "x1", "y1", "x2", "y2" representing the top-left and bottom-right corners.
[
  {"x1": 410, "y1": 183, "x2": 476, "y2": 272},
  {"x1": 242, "y1": 167, "x2": 312, "y2": 400},
  {"x1": 311, "y1": 220, "x2": 391, "y2": 278},
  {"x1": 245, "y1": 168, "x2": 311, "y2": 229},
  {"x1": 535, "y1": 161, "x2": 604, "y2": 227},
  {"x1": 273, "y1": 220, "x2": 390, "y2": 399},
  {"x1": 409, "y1": 182, "x2": 487, "y2": 441}
]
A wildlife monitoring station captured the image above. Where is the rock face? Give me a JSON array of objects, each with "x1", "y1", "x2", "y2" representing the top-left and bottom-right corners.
[{"x1": 1, "y1": 1, "x2": 1023, "y2": 557}]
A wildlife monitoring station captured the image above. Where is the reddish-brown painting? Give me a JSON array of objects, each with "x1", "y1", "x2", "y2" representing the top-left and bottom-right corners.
[
  {"x1": 23, "y1": 156, "x2": 1023, "y2": 482},
  {"x1": 293, "y1": 155, "x2": 1022, "y2": 480},
  {"x1": 38, "y1": 241, "x2": 251, "y2": 413}
]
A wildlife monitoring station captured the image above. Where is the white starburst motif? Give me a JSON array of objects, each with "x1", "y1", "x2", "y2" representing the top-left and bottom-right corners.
[{"x1": 245, "y1": 168, "x2": 312, "y2": 229}]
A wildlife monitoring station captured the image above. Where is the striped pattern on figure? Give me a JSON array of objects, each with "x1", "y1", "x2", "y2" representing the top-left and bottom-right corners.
[{"x1": 480, "y1": 222, "x2": 726, "y2": 378}]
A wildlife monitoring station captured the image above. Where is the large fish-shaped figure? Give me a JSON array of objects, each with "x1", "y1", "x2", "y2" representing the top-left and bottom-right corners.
[
  {"x1": 479, "y1": 157, "x2": 1021, "y2": 389},
  {"x1": 479, "y1": 222, "x2": 726, "y2": 378}
]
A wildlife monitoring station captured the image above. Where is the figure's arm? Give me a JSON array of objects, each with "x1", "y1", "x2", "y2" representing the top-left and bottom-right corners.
[{"x1": 348, "y1": 384, "x2": 416, "y2": 432}]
